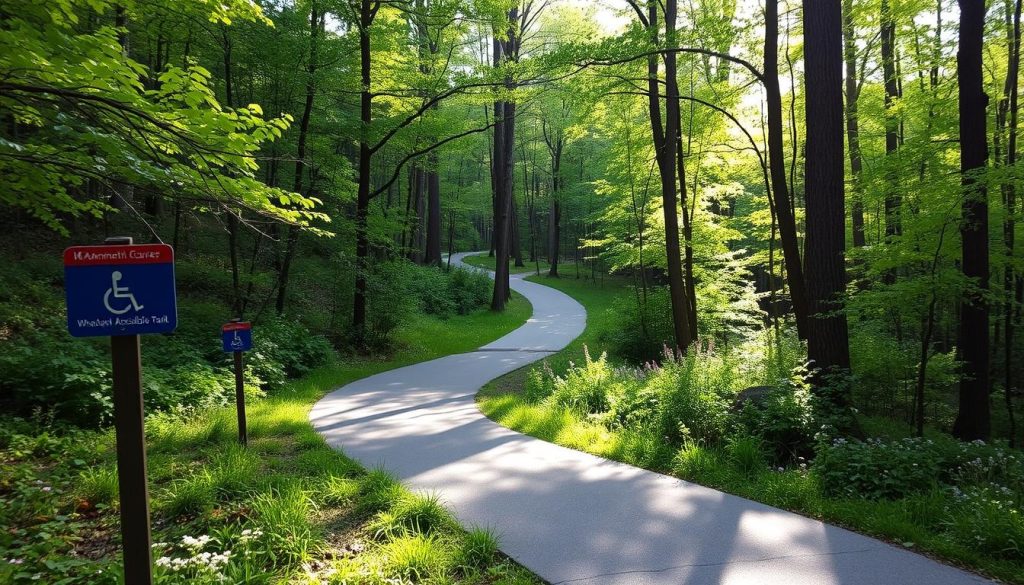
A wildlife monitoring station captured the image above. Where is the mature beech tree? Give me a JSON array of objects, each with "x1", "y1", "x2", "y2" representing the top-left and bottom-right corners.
[{"x1": 803, "y1": 0, "x2": 852, "y2": 397}]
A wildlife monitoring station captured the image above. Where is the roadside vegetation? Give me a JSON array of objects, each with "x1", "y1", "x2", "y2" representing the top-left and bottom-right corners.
[
  {"x1": 478, "y1": 268, "x2": 1024, "y2": 584},
  {"x1": 0, "y1": 235, "x2": 535, "y2": 584}
]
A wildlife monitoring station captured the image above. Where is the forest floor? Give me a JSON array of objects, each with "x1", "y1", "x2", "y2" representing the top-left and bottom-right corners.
[
  {"x1": 312, "y1": 253, "x2": 991, "y2": 585},
  {"x1": 0, "y1": 293, "x2": 540, "y2": 584}
]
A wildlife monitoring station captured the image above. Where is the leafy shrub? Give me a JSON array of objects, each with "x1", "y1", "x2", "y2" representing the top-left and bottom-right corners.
[
  {"x1": 407, "y1": 265, "x2": 458, "y2": 316},
  {"x1": 732, "y1": 384, "x2": 815, "y2": 463},
  {"x1": 548, "y1": 347, "x2": 614, "y2": 415},
  {"x1": 0, "y1": 332, "x2": 114, "y2": 426},
  {"x1": 249, "y1": 317, "x2": 335, "y2": 385},
  {"x1": 523, "y1": 362, "x2": 556, "y2": 402},
  {"x1": 447, "y1": 267, "x2": 491, "y2": 314},
  {"x1": 365, "y1": 261, "x2": 492, "y2": 349},
  {"x1": 815, "y1": 436, "x2": 1024, "y2": 502},
  {"x1": 649, "y1": 345, "x2": 733, "y2": 445},
  {"x1": 597, "y1": 287, "x2": 675, "y2": 363},
  {"x1": 814, "y1": 437, "x2": 944, "y2": 499}
]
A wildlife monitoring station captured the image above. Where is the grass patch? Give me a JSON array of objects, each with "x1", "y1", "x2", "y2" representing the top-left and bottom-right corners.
[{"x1": 0, "y1": 299, "x2": 540, "y2": 584}]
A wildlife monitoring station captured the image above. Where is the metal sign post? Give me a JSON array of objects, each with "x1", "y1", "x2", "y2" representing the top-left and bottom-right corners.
[
  {"x1": 221, "y1": 320, "x2": 253, "y2": 446},
  {"x1": 64, "y1": 237, "x2": 178, "y2": 585}
]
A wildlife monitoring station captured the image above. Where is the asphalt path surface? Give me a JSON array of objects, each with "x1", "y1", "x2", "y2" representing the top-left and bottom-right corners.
[{"x1": 310, "y1": 252, "x2": 990, "y2": 584}]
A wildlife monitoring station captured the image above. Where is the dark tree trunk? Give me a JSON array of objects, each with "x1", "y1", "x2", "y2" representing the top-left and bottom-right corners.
[
  {"x1": 549, "y1": 199, "x2": 561, "y2": 276},
  {"x1": 511, "y1": 191, "x2": 524, "y2": 267},
  {"x1": 352, "y1": 0, "x2": 379, "y2": 333},
  {"x1": 425, "y1": 156, "x2": 442, "y2": 266},
  {"x1": 803, "y1": 0, "x2": 852, "y2": 393},
  {"x1": 676, "y1": 130, "x2": 698, "y2": 332},
  {"x1": 953, "y1": 0, "x2": 992, "y2": 441},
  {"x1": 1001, "y1": 0, "x2": 1022, "y2": 447},
  {"x1": 881, "y1": 0, "x2": 902, "y2": 241},
  {"x1": 843, "y1": 0, "x2": 866, "y2": 248},
  {"x1": 644, "y1": 0, "x2": 694, "y2": 351},
  {"x1": 766, "y1": 0, "x2": 809, "y2": 339}
]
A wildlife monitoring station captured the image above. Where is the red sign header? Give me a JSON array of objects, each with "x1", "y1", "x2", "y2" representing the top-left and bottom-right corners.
[
  {"x1": 222, "y1": 321, "x2": 252, "y2": 332},
  {"x1": 64, "y1": 244, "x2": 174, "y2": 267}
]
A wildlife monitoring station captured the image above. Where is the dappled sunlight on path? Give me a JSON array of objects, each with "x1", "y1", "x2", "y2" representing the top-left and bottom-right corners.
[{"x1": 311, "y1": 252, "x2": 988, "y2": 585}]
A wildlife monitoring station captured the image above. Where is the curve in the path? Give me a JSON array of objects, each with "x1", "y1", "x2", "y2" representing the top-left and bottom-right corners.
[{"x1": 311, "y1": 253, "x2": 989, "y2": 585}]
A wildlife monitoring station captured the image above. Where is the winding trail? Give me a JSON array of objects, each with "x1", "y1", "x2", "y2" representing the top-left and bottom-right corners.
[{"x1": 311, "y1": 253, "x2": 989, "y2": 585}]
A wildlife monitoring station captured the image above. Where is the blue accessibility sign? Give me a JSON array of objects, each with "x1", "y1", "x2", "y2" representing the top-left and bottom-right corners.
[
  {"x1": 221, "y1": 321, "x2": 253, "y2": 353},
  {"x1": 64, "y1": 244, "x2": 178, "y2": 337}
]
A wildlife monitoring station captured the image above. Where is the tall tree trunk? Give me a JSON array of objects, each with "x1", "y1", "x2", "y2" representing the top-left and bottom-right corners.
[
  {"x1": 645, "y1": 0, "x2": 694, "y2": 351},
  {"x1": 766, "y1": 0, "x2": 809, "y2": 339},
  {"x1": 881, "y1": 0, "x2": 902, "y2": 241},
  {"x1": 425, "y1": 155, "x2": 442, "y2": 266},
  {"x1": 844, "y1": 0, "x2": 866, "y2": 248},
  {"x1": 953, "y1": 0, "x2": 992, "y2": 441},
  {"x1": 543, "y1": 118, "x2": 564, "y2": 277},
  {"x1": 549, "y1": 199, "x2": 561, "y2": 276},
  {"x1": 676, "y1": 130, "x2": 698, "y2": 331},
  {"x1": 803, "y1": 0, "x2": 853, "y2": 397},
  {"x1": 511, "y1": 191, "x2": 524, "y2": 267},
  {"x1": 1001, "y1": 0, "x2": 1022, "y2": 447},
  {"x1": 352, "y1": 0, "x2": 379, "y2": 334},
  {"x1": 277, "y1": 3, "x2": 321, "y2": 315}
]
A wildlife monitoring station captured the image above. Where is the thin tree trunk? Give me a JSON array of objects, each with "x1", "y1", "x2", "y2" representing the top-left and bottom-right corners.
[
  {"x1": 844, "y1": 0, "x2": 866, "y2": 248},
  {"x1": 645, "y1": 0, "x2": 694, "y2": 351},
  {"x1": 352, "y1": 0, "x2": 380, "y2": 334},
  {"x1": 767, "y1": 0, "x2": 809, "y2": 339},
  {"x1": 882, "y1": 0, "x2": 902, "y2": 242}
]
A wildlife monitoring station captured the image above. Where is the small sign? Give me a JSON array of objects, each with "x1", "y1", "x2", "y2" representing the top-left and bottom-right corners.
[
  {"x1": 64, "y1": 244, "x2": 177, "y2": 337},
  {"x1": 222, "y1": 321, "x2": 253, "y2": 353}
]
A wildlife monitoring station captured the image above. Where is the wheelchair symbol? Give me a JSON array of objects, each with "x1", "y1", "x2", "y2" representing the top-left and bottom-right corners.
[
  {"x1": 103, "y1": 271, "x2": 144, "y2": 315},
  {"x1": 230, "y1": 331, "x2": 244, "y2": 350}
]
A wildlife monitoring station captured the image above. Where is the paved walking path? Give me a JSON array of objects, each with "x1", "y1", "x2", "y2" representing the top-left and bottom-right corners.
[{"x1": 310, "y1": 253, "x2": 989, "y2": 585}]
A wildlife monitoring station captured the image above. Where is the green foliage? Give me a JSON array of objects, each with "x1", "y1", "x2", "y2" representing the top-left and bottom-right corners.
[
  {"x1": 0, "y1": 300, "x2": 536, "y2": 584},
  {"x1": 457, "y1": 527, "x2": 499, "y2": 569},
  {"x1": 725, "y1": 435, "x2": 767, "y2": 477},
  {"x1": 548, "y1": 347, "x2": 614, "y2": 415},
  {"x1": 365, "y1": 261, "x2": 494, "y2": 350},
  {"x1": 164, "y1": 473, "x2": 216, "y2": 518},
  {"x1": 369, "y1": 492, "x2": 455, "y2": 539},
  {"x1": 381, "y1": 534, "x2": 450, "y2": 581},
  {"x1": 358, "y1": 469, "x2": 406, "y2": 514},
  {"x1": 249, "y1": 317, "x2": 336, "y2": 389},
  {"x1": 76, "y1": 466, "x2": 119, "y2": 508},
  {"x1": 598, "y1": 287, "x2": 675, "y2": 363},
  {"x1": 250, "y1": 482, "x2": 319, "y2": 566},
  {"x1": 0, "y1": 0, "x2": 325, "y2": 234},
  {"x1": 732, "y1": 384, "x2": 815, "y2": 464}
]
